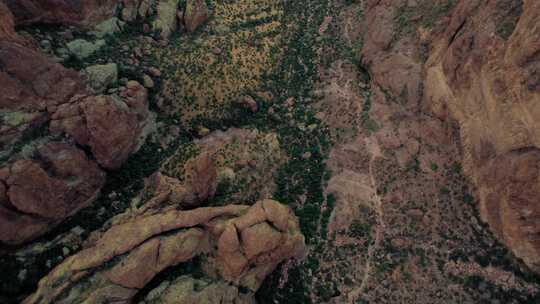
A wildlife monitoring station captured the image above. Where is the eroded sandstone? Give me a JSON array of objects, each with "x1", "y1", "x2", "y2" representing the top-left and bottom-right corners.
[
  {"x1": 23, "y1": 195, "x2": 305, "y2": 304},
  {"x1": 424, "y1": 0, "x2": 540, "y2": 271},
  {"x1": 0, "y1": 142, "x2": 105, "y2": 245}
]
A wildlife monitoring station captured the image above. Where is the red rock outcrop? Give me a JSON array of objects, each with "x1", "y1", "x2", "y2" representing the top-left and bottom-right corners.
[
  {"x1": 50, "y1": 82, "x2": 151, "y2": 170},
  {"x1": 4, "y1": 0, "x2": 118, "y2": 27},
  {"x1": 0, "y1": 2, "x2": 85, "y2": 148},
  {"x1": 0, "y1": 40, "x2": 84, "y2": 111},
  {"x1": 138, "y1": 155, "x2": 217, "y2": 212},
  {"x1": 424, "y1": 0, "x2": 540, "y2": 272},
  {"x1": 23, "y1": 198, "x2": 305, "y2": 304},
  {"x1": 0, "y1": 3, "x2": 154, "y2": 245},
  {"x1": 0, "y1": 2, "x2": 29, "y2": 45},
  {"x1": 0, "y1": 142, "x2": 105, "y2": 245},
  {"x1": 183, "y1": 152, "x2": 217, "y2": 203},
  {"x1": 356, "y1": 0, "x2": 540, "y2": 273},
  {"x1": 361, "y1": 0, "x2": 424, "y2": 110}
]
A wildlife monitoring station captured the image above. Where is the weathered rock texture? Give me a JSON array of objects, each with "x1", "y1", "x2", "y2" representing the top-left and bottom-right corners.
[
  {"x1": 4, "y1": 0, "x2": 118, "y2": 27},
  {"x1": 361, "y1": 0, "x2": 423, "y2": 111},
  {"x1": 49, "y1": 82, "x2": 152, "y2": 170},
  {"x1": 139, "y1": 154, "x2": 217, "y2": 213},
  {"x1": 356, "y1": 0, "x2": 540, "y2": 274},
  {"x1": 424, "y1": 0, "x2": 540, "y2": 272},
  {"x1": 0, "y1": 3, "x2": 29, "y2": 45},
  {"x1": 0, "y1": 142, "x2": 105, "y2": 245},
  {"x1": 153, "y1": 0, "x2": 180, "y2": 39},
  {"x1": 23, "y1": 197, "x2": 305, "y2": 304},
  {"x1": 0, "y1": 3, "x2": 154, "y2": 245}
]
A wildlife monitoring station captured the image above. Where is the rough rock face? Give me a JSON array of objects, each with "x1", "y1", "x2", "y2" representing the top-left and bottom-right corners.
[
  {"x1": 161, "y1": 128, "x2": 286, "y2": 204},
  {"x1": 1, "y1": 35, "x2": 152, "y2": 170},
  {"x1": 4, "y1": 0, "x2": 119, "y2": 27},
  {"x1": 0, "y1": 41, "x2": 84, "y2": 112},
  {"x1": 182, "y1": 153, "x2": 218, "y2": 203},
  {"x1": 0, "y1": 3, "x2": 29, "y2": 45},
  {"x1": 0, "y1": 142, "x2": 105, "y2": 245},
  {"x1": 424, "y1": 0, "x2": 540, "y2": 272},
  {"x1": 23, "y1": 195, "x2": 305, "y2": 304},
  {"x1": 361, "y1": 0, "x2": 423, "y2": 110},
  {"x1": 50, "y1": 82, "x2": 152, "y2": 169},
  {"x1": 140, "y1": 155, "x2": 217, "y2": 212},
  {"x1": 358, "y1": 0, "x2": 540, "y2": 274},
  {"x1": 0, "y1": 3, "x2": 155, "y2": 246},
  {"x1": 0, "y1": 3, "x2": 85, "y2": 150}
]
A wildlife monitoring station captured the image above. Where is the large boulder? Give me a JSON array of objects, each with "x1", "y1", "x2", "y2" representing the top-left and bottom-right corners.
[
  {"x1": 1, "y1": 31, "x2": 152, "y2": 171},
  {"x1": 85, "y1": 63, "x2": 119, "y2": 93},
  {"x1": 0, "y1": 39, "x2": 86, "y2": 151},
  {"x1": 0, "y1": 142, "x2": 106, "y2": 245},
  {"x1": 139, "y1": 155, "x2": 217, "y2": 212},
  {"x1": 424, "y1": 0, "x2": 540, "y2": 272},
  {"x1": 50, "y1": 81, "x2": 152, "y2": 169},
  {"x1": 66, "y1": 38, "x2": 106, "y2": 60}
]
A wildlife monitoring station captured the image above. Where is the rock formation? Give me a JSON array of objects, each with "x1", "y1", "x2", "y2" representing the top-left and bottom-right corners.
[
  {"x1": 0, "y1": 142, "x2": 106, "y2": 245},
  {"x1": 49, "y1": 81, "x2": 153, "y2": 170},
  {"x1": 4, "y1": 0, "x2": 119, "y2": 27},
  {"x1": 356, "y1": 0, "x2": 540, "y2": 274},
  {"x1": 424, "y1": 0, "x2": 540, "y2": 272},
  {"x1": 23, "y1": 195, "x2": 305, "y2": 304},
  {"x1": 0, "y1": 2, "x2": 154, "y2": 244},
  {"x1": 143, "y1": 275, "x2": 256, "y2": 304},
  {"x1": 1, "y1": 0, "x2": 539, "y2": 302}
]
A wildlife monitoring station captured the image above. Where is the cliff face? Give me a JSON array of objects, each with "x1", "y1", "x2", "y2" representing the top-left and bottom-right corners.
[
  {"x1": 357, "y1": 0, "x2": 540, "y2": 274},
  {"x1": 424, "y1": 0, "x2": 540, "y2": 272}
]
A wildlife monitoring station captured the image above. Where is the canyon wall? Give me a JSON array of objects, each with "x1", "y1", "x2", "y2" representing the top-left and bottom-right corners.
[
  {"x1": 424, "y1": 0, "x2": 540, "y2": 272},
  {"x1": 359, "y1": 0, "x2": 539, "y2": 273}
]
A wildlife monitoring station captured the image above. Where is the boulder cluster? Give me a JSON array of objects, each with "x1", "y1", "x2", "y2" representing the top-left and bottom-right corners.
[{"x1": 0, "y1": 3, "x2": 153, "y2": 245}]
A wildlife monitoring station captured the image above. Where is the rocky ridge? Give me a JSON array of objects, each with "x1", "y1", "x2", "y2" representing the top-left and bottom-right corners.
[{"x1": 24, "y1": 170, "x2": 304, "y2": 303}]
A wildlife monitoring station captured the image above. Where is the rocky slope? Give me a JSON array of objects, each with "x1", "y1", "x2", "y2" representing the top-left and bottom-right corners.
[{"x1": 0, "y1": 0, "x2": 539, "y2": 303}]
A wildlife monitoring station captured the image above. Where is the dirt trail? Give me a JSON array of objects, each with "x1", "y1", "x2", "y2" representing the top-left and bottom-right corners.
[{"x1": 346, "y1": 137, "x2": 384, "y2": 303}]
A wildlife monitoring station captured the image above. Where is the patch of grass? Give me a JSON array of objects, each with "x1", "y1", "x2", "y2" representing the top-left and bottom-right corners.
[
  {"x1": 394, "y1": 0, "x2": 456, "y2": 41},
  {"x1": 0, "y1": 122, "x2": 49, "y2": 163},
  {"x1": 495, "y1": 0, "x2": 523, "y2": 40}
]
